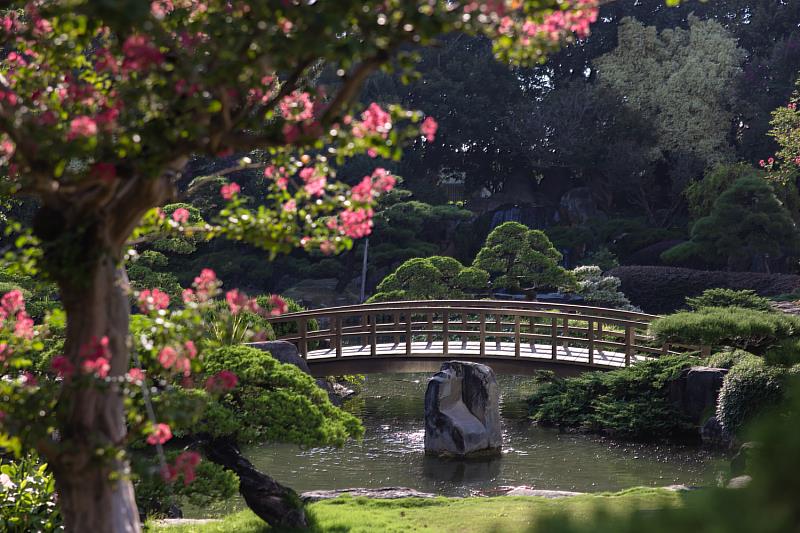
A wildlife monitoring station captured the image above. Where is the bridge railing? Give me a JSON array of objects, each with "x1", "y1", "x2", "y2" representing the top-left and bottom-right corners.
[{"x1": 267, "y1": 300, "x2": 698, "y2": 368}]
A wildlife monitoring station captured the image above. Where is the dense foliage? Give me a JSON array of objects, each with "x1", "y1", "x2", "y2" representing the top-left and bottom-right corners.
[
  {"x1": 369, "y1": 256, "x2": 488, "y2": 302},
  {"x1": 716, "y1": 355, "x2": 788, "y2": 435},
  {"x1": 527, "y1": 355, "x2": 699, "y2": 440},
  {"x1": 685, "y1": 289, "x2": 774, "y2": 312}
]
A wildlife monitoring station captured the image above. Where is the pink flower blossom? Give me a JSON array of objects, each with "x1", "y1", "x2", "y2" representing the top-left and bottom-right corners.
[
  {"x1": 14, "y1": 312, "x2": 34, "y2": 340},
  {"x1": 421, "y1": 116, "x2": 438, "y2": 142},
  {"x1": 340, "y1": 208, "x2": 374, "y2": 238},
  {"x1": 185, "y1": 341, "x2": 197, "y2": 359},
  {"x1": 79, "y1": 336, "x2": 111, "y2": 378},
  {"x1": 122, "y1": 35, "x2": 164, "y2": 72},
  {"x1": 205, "y1": 370, "x2": 238, "y2": 392},
  {"x1": 320, "y1": 240, "x2": 335, "y2": 255},
  {"x1": 182, "y1": 288, "x2": 195, "y2": 303},
  {"x1": 351, "y1": 176, "x2": 373, "y2": 202},
  {"x1": 138, "y1": 288, "x2": 170, "y2": 313},
  {"x1": 51, "y1": 356, "x2": 75, "y2": 378},
  {"x1": 225, "y1": 289, "x2": 248, "y2": 315},
  {"x1": 353, "y1": 103, "x2": 392, "y2": 138},
  {"x1": 0, "y1": 138, "x2": 15, "y2": 159},
  {"x1": 21, "y1": 372, "x2": 37, "y2": 387},
  {"x1": 158, "y1": 347, "x2": 178, "y2": 369},
  {"x1": 82, "y1": 357, "x2": 110, "y2": 379},
  {"x1": 768, "y1": 157, "x2": 775, "y2": 165},
  {"x1": 147, "y1": 423, "x2": 172, "y2": 445},
  {"x1": 172, "y1": 207, "x2": 190, "y2": 224},
  {"x1": 68, "y1": 116, "x2": 98, "y2": 139},
  {"x1": 279, "y1": 91, "x2": 314, "y2": 122},
  {"x1": 370, "y1": 168, "x2": 396, "y2": 194},
  {"x1": 163, "y1": 451, "x2": 201, "y2": 485},
  {"x1": 127, "y1": 368, "x2": 145, "y2": 383},
  {"x1": 192, "y1": 268, "x2": 219, "y2": 301},
  {"x1": 1, "y1": 289, "x2": 24, "y2": 314},
  {"x1": 282, "y1": 199, "x2": 297, "y2": 212},
  {"x1": 759, "y1": 159, "x2": 766, "y2": 167},
  {"x1": 220, "y1": 182, "x2": 241, "y2": 200},
  {"x1": 268, "y1": 295, "x2": 289, "y2": 316},
  {"x1": 94, "y1": 47, "x2": 119, "y2": 74},
  {"x1": 299, "y1": 167, "x2": 326, "y2": 196},
  {"x1": 789, "y1": 103, "x2": 797, "y2": 111},
  {"x1": 151, "y1": 0, "x2": 174, "y2": 18},
  {"x1": 794, "y1": 156, "x2": 800, "y2": 166}
]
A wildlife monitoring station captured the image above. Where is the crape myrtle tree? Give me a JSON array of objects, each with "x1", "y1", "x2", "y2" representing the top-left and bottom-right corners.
[{"x1": 0, "y1": 1, "x2": 601, "y2": 531}]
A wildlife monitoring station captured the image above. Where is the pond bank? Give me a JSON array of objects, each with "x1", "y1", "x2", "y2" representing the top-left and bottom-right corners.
[{"x1": 151, "y1": 487, "x2": 686, "y2": 532}]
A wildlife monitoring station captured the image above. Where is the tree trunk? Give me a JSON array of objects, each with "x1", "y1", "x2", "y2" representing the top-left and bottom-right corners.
[
  {"x1": 203, "y1": 438, "x2": 308, "y2": 529},
  {"x1": 49, "y1": 249, "x2": 141, "y2": 532}
]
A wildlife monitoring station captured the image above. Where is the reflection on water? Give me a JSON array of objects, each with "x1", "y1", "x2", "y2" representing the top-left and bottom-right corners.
[{"x1": 243, "y1": 373, "x2": 725, "y2": 497}]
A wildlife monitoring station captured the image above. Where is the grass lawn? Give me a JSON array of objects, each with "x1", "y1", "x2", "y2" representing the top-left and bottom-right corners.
[{"x1": 147, "y1": 487, "x2": 684, "y2": 533}]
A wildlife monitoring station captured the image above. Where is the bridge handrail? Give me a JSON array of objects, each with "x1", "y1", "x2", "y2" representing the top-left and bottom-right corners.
[{"x1": 268, "y1": 299, "x2": 660, "y2": 324}]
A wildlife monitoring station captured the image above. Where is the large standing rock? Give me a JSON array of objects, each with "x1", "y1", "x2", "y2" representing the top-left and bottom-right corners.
[
  {"x1": 424, "y1": 361, "x2": 501, "y2": 458},
  {"x1": 668, "y1": 366, "x2": 728, "y2": 424}
]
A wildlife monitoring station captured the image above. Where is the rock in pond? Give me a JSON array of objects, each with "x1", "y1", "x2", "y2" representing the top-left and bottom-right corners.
[
  {"x1": 301, "y1": 487, "x2": 437, "y2": 503},
  {"x1": 424, "y1": 361, "x2": 502, "y2": 458},
  {"x1": 668, "y1": 366, "x2": 727, "y2": 424}
]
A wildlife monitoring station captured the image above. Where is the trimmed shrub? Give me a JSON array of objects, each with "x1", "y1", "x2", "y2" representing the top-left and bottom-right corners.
[
  {"x1": 650, "y1": 307, "x2": 800, "y2": 354},
  {"x1": 707, "y1": 349, "x2": 759, "y2": 370},
  {"x1": 572, "y1": 265, "x2": 636, "y2": 310},
  {"x1": 369, "y1": 256, "x2": 489, "y2": 302},
  {"x1": 685, "y1": 288, "x2": 773, "y2": 312},
  {"x1": 609, "y1": 265, "x2": 800, "y2": 313},
  {"x1": 764, "y1": 337, "x2": 800, "y2": 368},
  {"x1": 717, "y1": 357, "x2": 785, "y2": 434},
  {"x1": 527, "y1": 355, "x2": 699, "y2": 440}
]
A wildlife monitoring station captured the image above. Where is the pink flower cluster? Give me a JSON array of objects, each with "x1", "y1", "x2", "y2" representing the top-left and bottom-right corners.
[
  {"x1": 138, "y1": 288, "x2": 170, "y2": 313},
  {"x1": 279, "y1": 91, "x2": 315, "y2": 122},
  {"x1": 421, "y1": 117, "x2": 438, "y2": 142},
  {"x1": 759, "y1": 157, "x2": 775, "y2": 168},
  {"x1": 172, "y1": 207, "x2": 190, "y2": 224},
  {"x1": 225, "y1": 289, "x2": 259, "y2": 315},
  {"x1": 350, "y1": 168, "x2": 397, "y2": 202},
  {"x1": 163, "y1": 451, "x2": 201, "y2": 485},
  {"x1": 268, "y1": 295, "x2": 288, "y2": 316},
  {"x1": 68, "y1": 116, "x2": 98, "y2": 140},
  {"x1": 352, "y1": 103, "x2": 392, "y2": 138},
  {"x1": 147, "y1": 422, "x2": 173, "y2": 445},
  {"x1": 204, "y1": 370, "x2": 238, "y2": 393},
  {"x1": 122, "y1": 35, "x2": 165, "y2": 73},
  {"x1": 299, "y1": 167, "x2": 327, "y2": 196},
  {"x1": 183, "y1": 268, "x2": 220, "y2": 303},
  {"x1": 79, "y1": 336, "x2": 111, "y2": 379},
  {"x1": 1, "y1": 290, "x2": 34, "y2": 342},
  {"x1": 158, "y1": 340, "x2": 198, "y2": 376},
  {"x1": 220, "y1": 182, "x2": 241, "y2": 200},
  {"x1": 264, "y1": 165, "x2": 289, "y2": 189},
  {"x1": 499, "y1": 0, "x2": 598, "y2": 44},
  {"x1": 328, "y1": 208, "x2": 374, "y2": 239}
]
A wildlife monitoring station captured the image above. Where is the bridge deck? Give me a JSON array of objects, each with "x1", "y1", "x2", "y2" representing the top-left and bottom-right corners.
[{"x1": 306, "y1": 340, "x2": 648, "y2": 368}]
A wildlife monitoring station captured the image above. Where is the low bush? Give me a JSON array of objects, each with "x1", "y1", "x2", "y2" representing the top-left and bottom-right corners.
[
  {"x1": 707, "y1": 349, "x2": 759, "y2": 370},
  {"x1": 527, "y1": 355, "x2": 699, "y2": 440},
  {"x1": 649, "y1": 307, "x2": 800, "y2": 354},
  {"x1": 685, "y1": 288, "x2": 773, "y2": 312},
  {"x1": 608, "y1": 266, "x2": 800, "y2": 314},
  {"x1": 572, "y1": 266, "x2": 636, "y2": 310},
  {"x1": 716, "y1": 357, "x2": 786, "y2": 435},
  {"x1": 0, "y1": 454, "x2": 61, "y2": 532}
]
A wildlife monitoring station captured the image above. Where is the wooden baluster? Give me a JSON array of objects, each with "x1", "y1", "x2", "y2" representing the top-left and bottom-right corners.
[
  {"x1": 461, "y1": 313, "x2": 468, "y2": 347},
  {"x1": 370, "y1": 313, "x2": 377, "y2": 357},
  {"x1": 405, "y1": 311, "x2": 412, "y2": 356},
  {"x1": 335, "y1": 316, "x2": 342, "y2": 358},
  {"x1": 299, "y1": 318, "x2": 308, "y2": 359},
  {"x1": 562, "y1": 316, "x2": 569, "y2": 350},
  {"x1": 551, "y1": 316, "x2": 557, "y2": 359},
  {"x1": 393, "y1": 311, "x2": 400, "y2": 345},
  {"x1": 624, "y1": 325, "x2": 634, "y2": 366},
  {"x1": 479, "y1": 313, "x2": 486, "y2": 357},
  {"x1": 495, "y1": 314, "x2": 501, "y2": 351},
  {"x1": 514, "y1": 315, "x2": 521, "y2": 357},
  {"x1": 362, "y1": 313, "x2": 369, "y2": 350},
  {"x1": 426, "y1": 313, "x2": 433, "y2": 344},
  {"x1": 441, "y1": 312, "x2": 450, "y2": 354},
  {"x1": 587, "y1": 319, "x2": 594, "y2": 365}
]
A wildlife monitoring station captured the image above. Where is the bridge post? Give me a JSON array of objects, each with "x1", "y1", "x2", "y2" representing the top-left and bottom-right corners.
[
  {"x1": 587, "y1": 319, "x2": 594, "y2": 365},
  {"x1": 299, "y1": 318, "x2": 307, "y2": 359},
  {"x1": 405, "y1": 311, "x2": 412, "y2": 356},
  {"x1": 443, "y1": 312, "x2": 449, "y2": 354},
  {"x1": 370, "y1": 313, "x2": 377, "y2": 357},
  {"x1": 514, "y1": 315, "x2": 521, "y2": 357},
  {"x1": 362, "y1": 313, "x2": 369, "y2": 349},
  {"x1": 461, "y1": 313, "x2": 468, "y2": 347},
  {"x1": 495, "y1": 314, "x2": 501, "y2": 351},
  {"x1": 562, "y1": 316, "x2": 569, "y2": 350},
  {"x1": 550, "y1": 316, "x2": 557, "y2": 360},
  {"x1": 479, "y1": 313, "x2": 486, "y2": 356},
  {"x1": 624, "y1": 325, "x2": 634, "y2": 366},
  {"x1": 335, "y1": 316, "x2": 342, "y2": 358},
  {"x1": 393, "y1": 311, "x2": 400, "y2": 345},
  {"x1": 426, "y1": 313, "x2": 433, "y2": 344}
]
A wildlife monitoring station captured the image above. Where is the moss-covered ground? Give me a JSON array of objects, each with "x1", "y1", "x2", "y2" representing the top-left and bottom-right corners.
[{"x1": 148, "y1": 487, "x2": 683, "y2": 533}]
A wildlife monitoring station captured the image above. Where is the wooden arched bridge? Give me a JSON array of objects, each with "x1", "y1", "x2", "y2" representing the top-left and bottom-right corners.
[{"x1": 264, "y1": 300, "x2": 701, "y2": 377}]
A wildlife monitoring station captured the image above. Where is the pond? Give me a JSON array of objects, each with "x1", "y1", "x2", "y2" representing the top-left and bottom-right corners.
[{"x1": 241, "y1": 373, "x2": 726, "y2": 498}]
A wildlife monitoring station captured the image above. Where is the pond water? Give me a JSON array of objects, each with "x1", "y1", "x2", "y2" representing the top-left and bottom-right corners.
[{"x1": 240, "y1": 373, "x2": 726, "y2": 498}]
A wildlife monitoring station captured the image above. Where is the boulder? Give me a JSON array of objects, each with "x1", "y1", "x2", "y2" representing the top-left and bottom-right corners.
[
  {"x1": 668, "y1": 366, "x2": 728, "y2": 424},
  {"x1": 730, "y1": 442, "x2": 759, "y2": 477},
  {"x1": 424, "y1": 361, "x2": 502, "y2": 458},
  {"x1": 558, "y1": 187, "x2": 603, "y2": 225},
  {"x1": 500, "y1": 487, "x2": 583, "y2": 498},
  {"x1": 301, "y1": 487, "x2": 436, "y2": 503},
  {"x1": 727, "y1": 475, "x2": 752, "y2": 489},
  {"x1": 700, "y1": 415, "x2": 733, "y2": 449}
]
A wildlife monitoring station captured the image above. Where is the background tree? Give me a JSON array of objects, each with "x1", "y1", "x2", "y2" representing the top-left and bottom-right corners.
[
  {"x1": 473, "y1": 221, "x2": 575, "y2": 294},
  {"x1": 0, "y1": 1, "x2": 600, "y2": 530},
  {"x1": 368, "y1": 256, "x2": 488, "y2": 302}
]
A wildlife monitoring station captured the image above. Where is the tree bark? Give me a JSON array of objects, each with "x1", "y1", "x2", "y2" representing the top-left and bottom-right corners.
[
  {"x1": 49, "y1": 250, "x2": 141, "y2": 532},
  {"x1": 203, "y1": 438, "x2": 308, "y2": 529}
]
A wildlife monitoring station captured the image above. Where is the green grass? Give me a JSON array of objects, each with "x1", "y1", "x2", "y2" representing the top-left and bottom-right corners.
[{"x1": 147, "y1": 488, "x2": 683, "y2": 533}]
